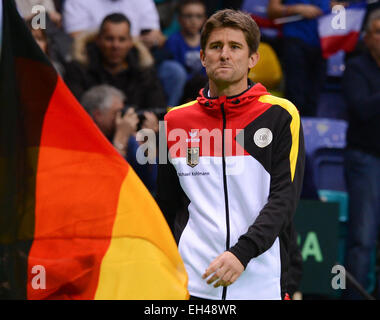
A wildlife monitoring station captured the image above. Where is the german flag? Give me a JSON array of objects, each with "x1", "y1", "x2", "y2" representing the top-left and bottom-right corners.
[{"x1": 0, "y1": 0, "x2": 188, "y2": 299}]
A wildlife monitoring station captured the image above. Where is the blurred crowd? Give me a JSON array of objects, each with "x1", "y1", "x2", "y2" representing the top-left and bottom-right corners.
[{"x1": 17, "y1": 0, "x2": 380, "y2": 300}]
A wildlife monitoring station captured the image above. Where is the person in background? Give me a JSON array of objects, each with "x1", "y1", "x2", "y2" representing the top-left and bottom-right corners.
[
  {"x1": 267, "y1": 0, "x2": 330, "y2": 117},
  {"x1": 165, "y1": 0, "x2": 207, "y2": 80},
  {"x1": 25, "y1": 16, "x2": 65, "y2": 76},
  {"x1": 63, "y1": 0, "x2": 162, "y2": 41},
  {"x1": 81, "y1": 85, "x2": 158, "y2": 195},
  {"x1": 240, "y1": 0, "x2": 283, "y2": 60},
  {"x1": 341, "y1": 9, "x2": 380, "y2": 300},
  {"x1": 16, "y1": 0, "x2": 62, "y2": 27},
  {"x1": 63, "y1": 0, "x2": 187, "y2": 107},
  {"x1": 64, "y1": 13, "x2": 166, "y2": 132}
]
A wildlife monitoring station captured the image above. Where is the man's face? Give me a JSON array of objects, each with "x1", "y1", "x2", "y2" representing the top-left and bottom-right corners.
[
  {"x1": 365, "y1": 19, "x2": 380, "y2": 58},
  {"x1": 200, "y1": 27, "x2": 258, "y2": 88},
  {"x1": 94, "y1": 95, "x2": 124, "y2": 138},
  {"x1": 179, "y1": 4, "x2": 207, "y2": 36},
  {"x1": 97, "y1": 22, "x2": 133, "y2": 66}
]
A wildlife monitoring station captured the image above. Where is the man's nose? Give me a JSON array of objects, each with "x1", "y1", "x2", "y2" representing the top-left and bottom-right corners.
[
  {"x1": 111, "y1": 40, "x2": 120, "y2": 48},
  {"x1": 220, "y1": 47, "x2": 230, "y2": 60}
]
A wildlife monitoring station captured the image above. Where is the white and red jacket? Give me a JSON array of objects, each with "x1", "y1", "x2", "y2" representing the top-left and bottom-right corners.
[{"x1": 157, "y1": 82, "x2": 305, "y2": 300}]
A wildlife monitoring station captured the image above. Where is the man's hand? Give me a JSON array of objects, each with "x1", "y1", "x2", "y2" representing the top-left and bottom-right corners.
[
  {"x1": 202, "y1": 252, "x2": 244, "y2": 288},
  {"x1": 113, "y1": 108, "x2": 139, "y2": 156},
  {"x1": 142, "y1": 111, "x2": 159, "y2": 133},
  {"x1": 139, "y1": 30, "x2": 166, "y2": 49},
  {"x1": 115, "y1": 108, "x2": 139, "y2": 138}
]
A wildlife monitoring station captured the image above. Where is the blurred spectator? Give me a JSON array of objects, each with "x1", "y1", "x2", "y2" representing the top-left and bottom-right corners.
[
  {"x1": 267, "y1": 0, "x2": 330, "y2": 116},
  {"x1": 17, "y1": 0, "x2": 74, "y2": 74},
  {"x1": 81, "y1": 85, "x2": 138, "y2": 158},
  {"x1": 155, "y1": 0, "x2": 181, "y2": 36},
  {"x1": 25, "y1": 16, "x2": 65, "y2": 76},
  {"x1": 16, "y1": 0, "x2": 62, "y2": 27},
  {"x1": 63, "y1": 0, "x2": 187, "y2": 107},
  {"x1": 63, "y1": 0, "x2": 162, "y2": 41},
  {"x1": 81, "y1": 85, "x2": 158, "y2": 194},
  {"x1": 165, "y1": 0, "x2": 207, "y2": 80},
  {"x1": 64, "y1": 13, "x2": 167, "y2": 122},
  {"x1": 240, "y1": 0, "x2": 283, "y2": 59},
  {"x1": 341, "y1": 8, "x2": 380, "y2": 300}
]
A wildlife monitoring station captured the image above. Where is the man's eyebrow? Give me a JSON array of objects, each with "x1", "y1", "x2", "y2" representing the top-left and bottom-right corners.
[
  {"x1": 229, "y1": 41, "x2": 243, "y2": 46},
  {"x1": 208, "y1": 40, "x2": 222, "y2": 46},
  {"x1": 208, "y1": 40, "x2": 244, "y2": 46}
]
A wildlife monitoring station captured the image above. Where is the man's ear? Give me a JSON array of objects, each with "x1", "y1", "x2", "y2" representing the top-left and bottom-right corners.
[
  {"x1": 92, "y1": 109, "x2": 102, "y2": 125},
  {"x1": 200, "y1": 49, "x2": 206, "y2": 67},
  {"x1": 248, "y1": 51, "x2": 259, "y2": 69}
]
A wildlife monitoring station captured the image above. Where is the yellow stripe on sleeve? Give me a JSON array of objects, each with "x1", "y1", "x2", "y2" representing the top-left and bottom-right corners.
[
  {"x1": 167, "y1": 100, "x2": 197, "y2": 113},
  {"x1": 258, "y1": 95, "x2": 300, "y2": 182}
]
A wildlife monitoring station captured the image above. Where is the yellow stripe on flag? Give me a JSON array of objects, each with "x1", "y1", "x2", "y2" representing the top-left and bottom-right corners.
[{"x1": 95, "y1": 167, "x2": 188, "y2": 300}]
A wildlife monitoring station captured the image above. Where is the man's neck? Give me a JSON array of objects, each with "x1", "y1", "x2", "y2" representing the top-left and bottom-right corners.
[
  {"x1": 102, "y1": 61, "x2": 128, "y2": 75},
  {"x1": 208, "y1": 79, "x2": 249, "y2": 98}
]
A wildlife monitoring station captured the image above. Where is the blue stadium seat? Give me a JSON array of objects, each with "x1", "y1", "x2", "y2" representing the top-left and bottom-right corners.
[
  {"x1": 313, "y1": 147, "x2": 346, "y2": 192},
  {"x1": 301, "y1": 117, "x2": 347, "y2": 156},
  {"x1": 301, "y1": 117, "x2": 348, "y2": 198}
]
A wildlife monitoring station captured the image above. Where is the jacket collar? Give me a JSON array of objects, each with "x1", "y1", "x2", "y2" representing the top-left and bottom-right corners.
[{"x1": 197, "y1": 79, "x2": 270, "y2": 112}]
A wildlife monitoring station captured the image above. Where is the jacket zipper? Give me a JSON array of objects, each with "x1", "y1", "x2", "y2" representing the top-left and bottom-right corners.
[{"x1": 220, "y1": 102, "x2": 230, "y2": 300}]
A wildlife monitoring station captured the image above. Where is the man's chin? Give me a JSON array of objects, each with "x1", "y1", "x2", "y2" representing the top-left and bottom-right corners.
[
  {"x1": 212, "y1": 74, "x2": 234, "y2": 85},
  {"x1": 105, "y1": 59, "x2": 124, "y2": 67}
]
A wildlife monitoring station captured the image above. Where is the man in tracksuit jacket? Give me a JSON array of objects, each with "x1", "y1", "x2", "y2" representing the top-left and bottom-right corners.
[{"x1": 157, "y1": 9, "x2": 305, "y2": 300}]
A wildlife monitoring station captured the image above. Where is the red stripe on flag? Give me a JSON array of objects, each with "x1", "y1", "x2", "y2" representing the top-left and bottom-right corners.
[
  {"x1": 320, "y1": 31, "x2": 360, "y2": 59},
  {"x1": 27, "y1": 77, "x2": 128, "y2": 299}
]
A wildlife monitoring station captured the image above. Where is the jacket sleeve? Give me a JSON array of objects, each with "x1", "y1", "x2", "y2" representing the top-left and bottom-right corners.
[
  {"x1": 287, "y1": 222, "x2": 303, "y2": 296},
  {"x1": 228, "y1": 109, "x2": 305, "y2": 268}
]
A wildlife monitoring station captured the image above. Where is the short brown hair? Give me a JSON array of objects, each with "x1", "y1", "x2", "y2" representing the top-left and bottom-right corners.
[{"x1": 200, "y1": 9, "x2": 260, "y2": 55}]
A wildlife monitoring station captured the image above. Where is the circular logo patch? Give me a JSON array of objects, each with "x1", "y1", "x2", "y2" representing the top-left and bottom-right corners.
[{"x1": 254, "y1": 128, "x2": 273, "y2": 148}]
